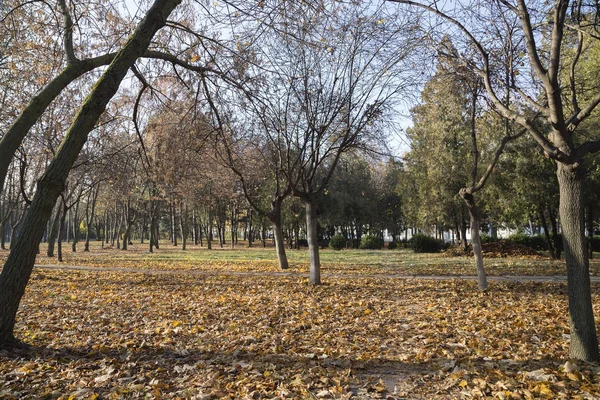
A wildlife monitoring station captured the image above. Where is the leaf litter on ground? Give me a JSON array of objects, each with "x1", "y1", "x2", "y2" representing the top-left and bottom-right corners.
[{"x1": 0, "y1": 266, "x2": 599, "y2": 399}]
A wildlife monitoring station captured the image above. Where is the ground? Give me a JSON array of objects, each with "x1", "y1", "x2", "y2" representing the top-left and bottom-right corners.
[{"x1": 1, "y1": 243, "x2": 600, "y2": 399}]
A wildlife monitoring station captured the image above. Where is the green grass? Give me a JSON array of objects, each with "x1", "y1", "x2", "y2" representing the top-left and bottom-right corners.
[{"x1": 0, "y1": 239, "x2": 595, "y2": 276}]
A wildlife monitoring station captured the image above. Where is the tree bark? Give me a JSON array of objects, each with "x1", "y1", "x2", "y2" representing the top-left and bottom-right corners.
[
  {"x1": 0, "y1": 0, "x2": 181, "y2": 348},
  {"x1": 180, "y1": 202, "x2": 188, "y2": 250},
  {"x1": 305, "y1": 199, "x2": 321, "y2": 284},
  {"x1": 557, "y1": 163, "x2": 600, "y2": 361},
  {"x1": 46, "y1": 203, "x2": 62, "y2": 257},
  {"x1": 460, "y1": 190, "x2": 488, "y2": 291},
  {"x1": 273, "y1": 218, "x2": 289, "y2": 270},
  {"x1": 586, "y1": 202, "x2": 593, "y2": 259},
  {"x1": 57, "y1": 201, "x2": 68, "y2": 262},
  {"x1": 460, "y1": 212, "x2": 468, "y2": 252},
  {"x1": 206, "y1": 208, "x2": 213, "y2": 250}
]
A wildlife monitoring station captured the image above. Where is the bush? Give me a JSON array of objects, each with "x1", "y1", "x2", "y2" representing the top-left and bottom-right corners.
[
  {"x1": 329, "y1": 234, "x2": 346, "y2": 250},
  {"x1": 590, "y1": 236, "x2": 600, "y2": 252},
  {"x1": 387, "y1": 241, "x2": 398, "y2": 250},
  {"x1": 480, "y1": 233, "x2": 499, "y2": 244},
  {"x1": 507, "y1": 233, "x2": 547, "y2": 250},
  {"x1": 409, "y1": 233, "x2": 443, "y2": 253},
  {"x1": 359, "y1": 235, "x2": 384, "y2": 250}
]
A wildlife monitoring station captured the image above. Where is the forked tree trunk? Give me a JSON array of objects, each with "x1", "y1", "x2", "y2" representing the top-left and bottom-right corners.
[
  {"x1": 557, "y1": 164, "x2": 599, "y2": 361},
  {"x1": 0, "y1": 0, "x2": 181, "y2": 348},
  {"x1": 305, "y1": 199, "x2": 320, "y2": 284},
  {"x1": 460, "y1": 191, "x2": 488, "y2": 291}
]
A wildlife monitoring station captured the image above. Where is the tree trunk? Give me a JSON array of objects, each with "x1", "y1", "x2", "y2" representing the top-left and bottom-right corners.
[
  {"x1": 170, "y1": 199, "x2": 178, "y2": 246},
  {"x1": 193, "y1": 209, "x2": 199, "y2": 245},
  {"x1": 557, "y1": 164, "x2": 599, "y2": 361},
  {"x1": 273, "y1": 218, "x2": 289, "y2": 270},
  {"x1": 460, "y1": 215, "x2": 468, "y2": 252},
  {"x1": 180, "y1": 202, "x2": 188, "y2": 250},
  {"x1": 247, "y1": 209, "x2": 253, "y2": 247},
  {"x1": 47, "y1": 204, "x2": 62, "y2": 257},
  {"x1": 305, "y1": 199, "x2": 321, "y2": 284},
  {"x1": 586, "y1": 202, "x2": 593, "y2": 259},
  {"x1": 460, "y1": 191, "x2": 488, "y2": 291},
  {"x1": 0, "y1": 0, "x2": 181, "y2": 348},
  {"x1": 539, "y1": 206, "x2": 557, "y2": 259},
  {"x1": 57, "y1": 202, "x2": 68, "y2": 262},
  {"x1": 548, "y1": 206, "x2": 562, "y2": 259},
  {"x1": 206, "y1": 209, "x2": 213, "y2": 250},
  {"x1": 71, "y1": 199, "x2": 80, "y2": 252}
]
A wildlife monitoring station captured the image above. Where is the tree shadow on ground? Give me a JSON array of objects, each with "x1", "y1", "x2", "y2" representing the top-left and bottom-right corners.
[{"x1": 0, "y1": 342, "x2": 576, "y2": 399}]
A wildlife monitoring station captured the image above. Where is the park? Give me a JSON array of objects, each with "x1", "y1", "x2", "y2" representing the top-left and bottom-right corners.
[
  {"x1": 2, "y1": 0, "x2": 600, "y2": 398},
  {"x1": 1, "y1": 243, "x2": 600, "y2": 398}
]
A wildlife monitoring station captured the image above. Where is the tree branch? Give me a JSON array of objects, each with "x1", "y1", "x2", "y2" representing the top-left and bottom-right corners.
[{"x1": 58, "y1": 0, "x2": 77, "y2": 64}]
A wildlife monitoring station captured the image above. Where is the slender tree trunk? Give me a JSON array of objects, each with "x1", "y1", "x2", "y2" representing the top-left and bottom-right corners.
[
  {"x1": 305, "y1": 199, "x2": 321, "y2": 284},
  {"x1": 102, "y1": 210, "x2": 107, "y2": 248},
  {"x1": 149, "y1": 204, "x2": 155, "y2": 254},
  {"x1": 548, "y1": 206, "x2": 562, "y2": 259},
  {"x1": 57, "y1": 202, "x2": 68, "y2": 262},
  {"x1": 557, "y1": 164, "x2": 599, "y2": 361},
  {"x1": 180, "y1": 202, "x2": 187, "y2": 251},
  {"x1": 122, "y1": 206, "x2": 131, "y2": 251},
  {"x1": 140, "y1": 214, "x2": 146, "y2": 244},
  {"x1": 193, "y1": 209, "x2": 198, "y2": 245},
  {"x1": 460, "y1": 191, "x2": 488, "y2": 291},
  {"x1": 47, "y1": 204, "x2": 61, "y2": 257},
  {"x1": 247, "y1": 209, "x2": 253, "y2": 247},
  {"x1": 71, "y1": 199, "x2": 80, "y2": 252},
  {"x1": 206, "y1": 209, "x2": 213, "y2": 250},
  {"x1": 539, "y1": 206, "x2": 557, "y2": 259},
  {"x1": 460, "y1": 215, "x2": 468, "y2": 252},
  {"x1": 0, "y1": 0, "x2": 181, "y2": 348},
  {"x1": 9, "y1": 206, "x2": 27, "y2": 248}
]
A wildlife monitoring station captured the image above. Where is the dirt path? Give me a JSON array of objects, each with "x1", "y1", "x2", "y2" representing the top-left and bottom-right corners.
[{"x1": 34, "y1": 263, "x2": 600, "y2": 283}]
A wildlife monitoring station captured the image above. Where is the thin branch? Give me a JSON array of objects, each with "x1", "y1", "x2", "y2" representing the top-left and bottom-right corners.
[{"x1": 58, "y1": 0, "x2": 77, "y2": 64}]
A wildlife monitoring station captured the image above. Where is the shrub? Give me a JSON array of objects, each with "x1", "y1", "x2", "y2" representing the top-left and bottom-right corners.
[
  {"x1": 590, "y1": 236, "x2": 600, "y2": 252},
  {"x1": 507, "y1": 233, "x2": 547, "y2": 250},
  {"x1": 409, "y1": 233, "x2": 443, "y2": 253},
  {"x1": 480, "y1": 233, "x2": 499, "y2": 244},
  {"x1": 329, "y1": 234, "x2": 346, "y2": 250},
  {"x1": 359, "y1": 235, "x2": 384, "y2": 250}
]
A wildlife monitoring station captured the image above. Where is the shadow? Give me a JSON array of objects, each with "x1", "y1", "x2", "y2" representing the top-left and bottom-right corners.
[{"x1": 0, "y1": 342, "x2": 580, "y2": 398}]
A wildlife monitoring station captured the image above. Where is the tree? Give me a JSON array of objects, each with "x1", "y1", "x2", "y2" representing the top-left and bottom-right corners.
[
  {"x1": 0, "y1": 0, "x2": 181, "y2": 349},
  {"x1": 390, "y1": 0, "x2": 600, "y2": 361},
  {"x1": 248, "y1": 2, "x2": 418, "y2": 283}
]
